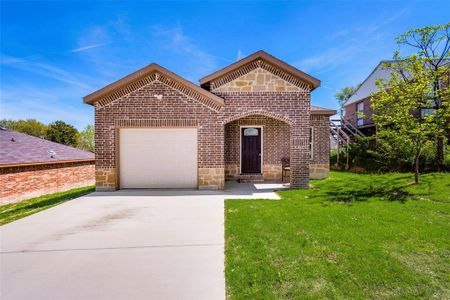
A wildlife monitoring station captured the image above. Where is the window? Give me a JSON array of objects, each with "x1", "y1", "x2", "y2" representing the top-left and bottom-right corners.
[
  {"x1": 243, "y1": 128, "x2": 259, "y2": 136},
  {"x1": 421, "y1": 108, "x2": 436, "y2": 118},
  {"x1": 309, "y1": 127, "x2": 313, "y2": 160},
  {"x1": 357, "y1": 102, "x2": 364, "y2": 126}
]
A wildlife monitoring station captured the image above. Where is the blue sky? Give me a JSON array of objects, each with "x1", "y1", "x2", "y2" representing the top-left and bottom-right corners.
[{"x1": 1, "y1": 1, "x2": 449, "y2": 129}]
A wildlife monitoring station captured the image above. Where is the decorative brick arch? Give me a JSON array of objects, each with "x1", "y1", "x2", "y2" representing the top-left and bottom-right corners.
[{"x1": 222, "y1": 110, "x2": 293, "y2": 125}]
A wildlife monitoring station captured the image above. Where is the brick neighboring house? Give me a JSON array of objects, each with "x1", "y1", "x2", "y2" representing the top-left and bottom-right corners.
[
  {"x1": 84, "y1": 50, "x2": 336, "y2": 191},
  {"x1": 344, "y1": 61, "x2": 450, "y2": 137},
  {"x1": 0, "y1": 129, "x2": 95, "y2": 204},
  {"x1": 343, "y1": 61, "x2": 393, "y2": 135}
]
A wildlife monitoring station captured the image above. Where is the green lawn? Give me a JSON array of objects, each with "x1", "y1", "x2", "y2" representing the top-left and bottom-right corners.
[
  {"x1": 225, "y1": 172, "x2": 450, "y2": 299},
  {"x1": 0, "y1": 186, "x2": 95, "y2": 225}
]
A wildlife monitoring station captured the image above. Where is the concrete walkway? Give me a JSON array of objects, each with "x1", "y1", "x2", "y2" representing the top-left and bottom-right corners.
[{"x1": 0, "y1": 182, "x2": 285, "y2": 300}]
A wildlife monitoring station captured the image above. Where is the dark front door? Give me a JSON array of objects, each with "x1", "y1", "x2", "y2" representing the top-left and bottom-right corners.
[{"x1": 241, "y1": 127, "x2": 261, "y2": 173}]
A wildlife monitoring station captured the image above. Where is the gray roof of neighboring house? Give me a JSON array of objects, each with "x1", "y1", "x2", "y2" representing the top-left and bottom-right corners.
[
  {"x1": 0, "y1": 128, "x2": 94, "y2": 167},
  {"x1": 344, "y1": 61, "x2": 394, "y2": 107}
]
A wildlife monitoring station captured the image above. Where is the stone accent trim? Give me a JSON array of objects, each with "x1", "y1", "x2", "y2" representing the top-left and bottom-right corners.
[
  {"x1": 212, "y1": 67, "x2": 303, "y2": 93},
  {"x1": 95, "y1": 168, "x2": 117, "y2": 191},
  {"x1": 223, "y1": 110, "x2": 292, "y2": 125},
  {"x1": 263, "y1": 164, "x2": 282, "y2": 180},
  {"x1": 225, "y1": 165, "x2": 239, "y2": 179},
  {"x1": 198, "y1": 168, "x2": 224, "y2": 190},
  {"x1": 95, "y1": 72, "x2": 223, "y2": 111},
  {"x1": 210, "y1": 59, "x2": 312, "y2": 91},
  {"x1": 309, "y1": 164, "x2": 329, "y2": 179}
]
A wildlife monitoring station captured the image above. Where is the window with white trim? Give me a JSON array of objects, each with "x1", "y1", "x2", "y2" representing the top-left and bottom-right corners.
[
  {"x1": 357, "y1": 102, "x2": 364, "y2": 126},
  {"x1": 309, "y1": 127, "x2": 313, "y2": 160}
]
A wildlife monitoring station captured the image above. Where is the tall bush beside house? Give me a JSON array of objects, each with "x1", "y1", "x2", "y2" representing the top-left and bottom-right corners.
[
  {"x1": 46, "y1": 120, "x2": 78, "y2": 147},
  {"x1": 330, "y1": 137, "x2": 438, "y2": 173},
  {"x1": 371, "y1": 55, "x2": 449, "y2": 184},
  {"x1": 0, "y1": 119, "x2": 48, "y2": 138},
  {"x1": 395, "y1": 23, "x2": 450, "y2": 169},
  {"x1": 335, "y1": 86, "x2": 356, "y2": 117},
  {"x1": 76, "y1": 124, "x2": 95, "y2": 152}
]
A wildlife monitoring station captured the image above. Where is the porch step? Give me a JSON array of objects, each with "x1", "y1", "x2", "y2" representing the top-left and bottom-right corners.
[{"x1": 238, "y1": 173, "x2": 264, "y2": 183}]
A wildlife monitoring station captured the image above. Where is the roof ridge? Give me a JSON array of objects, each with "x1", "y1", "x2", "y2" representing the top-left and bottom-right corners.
[
  {"x1": 343, "y1": 61, "x2": 385, "y2": 106},
  {"x1": 83, "y1": 64, "x2": 224, "y2": 109},
  {"x1": 199, "y1": 50, "x2": 320, "y2": 90}
]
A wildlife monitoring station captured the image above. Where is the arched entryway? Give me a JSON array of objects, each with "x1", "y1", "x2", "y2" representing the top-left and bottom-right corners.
[{"x1": 223, "y1": 112, "x2": 293, "y2": 184}]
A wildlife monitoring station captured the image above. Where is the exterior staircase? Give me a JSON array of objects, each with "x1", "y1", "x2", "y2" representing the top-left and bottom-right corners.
[
  {"x1": 329, "y1": 118, "x2": 368, "y2": 168},
  {"x1": 330, "y1": 118, "x2": 366, "y2": 147}
]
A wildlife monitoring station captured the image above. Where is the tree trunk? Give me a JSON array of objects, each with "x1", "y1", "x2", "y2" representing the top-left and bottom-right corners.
[
  {"x1": 414, "y1": 137, "x2": 422, "y2": 184},
  {"x1": 414, "y1": 156, "x2": 420, "y2": 184},
  {"x1": 436, "y1": 136, "x2": 444, "y2": 170},
  {"x1": 433, "y1": 76, "x2": 444, "y2": 170},
  {"x1": 414, "y1": 140, "x2": 421, "y2": 184}
]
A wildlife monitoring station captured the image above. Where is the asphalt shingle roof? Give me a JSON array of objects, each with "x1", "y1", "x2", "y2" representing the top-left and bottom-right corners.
[{"x1": 0, "y1": 128, "x2": 94, "y2": 166}]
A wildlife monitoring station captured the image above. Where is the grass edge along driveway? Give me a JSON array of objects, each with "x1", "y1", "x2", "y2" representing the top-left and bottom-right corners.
[
  {"x1": 225, "y1": 172, "x2": 450, "y2": 299},
  {"x1": 0, "y1": 186, "x2": 95, "y2": 225}
]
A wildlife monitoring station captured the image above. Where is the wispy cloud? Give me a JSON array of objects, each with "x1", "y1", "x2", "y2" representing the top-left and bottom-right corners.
[
  {"x1": 72, "y1": 17, "x2": 230, "y2": 82},
  {"x1": 0, "y1": 86, "x2": 93, "y2": 129},
  {"x1": 329, "y1": 29, "x2": 351, "y2": 40},
  {"x1": 0, "y1": 55, "x2": 25, "y2": 64},
  {"x1": 69, "y1": 43, "x2": 105, "y2": 53},
  {"x1": 1, "y1": 54, "x2": 95, "y2": 90},
  {"x1": 152, "y1": 24, "x2": 228, "y2": 61},
  {"x1": 151, "y1": 24, "x2": 231, "y2": 79},
  {"x1": 295, "y1": 43, "x2": 364, "y2": 73},
  {"x1": 236, "y1": 49, "x2": 243, "y2": 61},
  {"x1": 297, "y1": 9, "x2": 408, "y2": 74}
]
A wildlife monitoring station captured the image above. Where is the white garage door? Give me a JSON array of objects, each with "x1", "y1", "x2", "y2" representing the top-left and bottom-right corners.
[{"x1": 119, "y1": 128, "x2": 197, "y2": 188}]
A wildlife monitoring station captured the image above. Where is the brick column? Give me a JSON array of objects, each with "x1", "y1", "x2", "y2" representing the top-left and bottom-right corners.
[
  {"x1": 197, "y1": 122, "x2": 225, "y2": 190},
  {"x1": 290, "y1": 121, "x2": 309, "y2": 188}
]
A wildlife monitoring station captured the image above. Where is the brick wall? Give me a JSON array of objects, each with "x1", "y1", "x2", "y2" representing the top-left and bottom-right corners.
[
  {"x1": 310, "y1": 115, "x2": 331, "y2": 179},
  {"x1": 94, "y1": 66, "x2": 329, "y2": 189},
  {"x1": 224, "y1": 116, "x2": 290, "y2": 179},
  {"x1": 0, "y1": 161, "x2": 95, "y2": 205},
  {"x1": 217, "y1": 92, "x2": 311, "y2": 188},
  {"x1": 95, "y1": 81, "x2": 225, "y2": 190},
  {"x1": 344, "y1": 97, "x2": 375, "y2": 127}
]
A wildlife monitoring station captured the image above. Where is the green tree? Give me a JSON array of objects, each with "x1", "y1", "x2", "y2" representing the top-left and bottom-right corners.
[
  {"x1": 0, "y1": 119, "x2": 48, "y2": 138},
  {"x1": 372, "y1": 55, "x2": 449, "y2": 183},
  {"x1": 76, "y1": 124, "x2": 94, "y2": 152},
  {"x1": 46, "y1": 121, "x2": 78, "y2": 147},
  {"x1": 335, "y1": 86, "x2": 356, "y2": 117},
  {"x1": 396, "y1": 22, "x2": 450, "y2": 169}
]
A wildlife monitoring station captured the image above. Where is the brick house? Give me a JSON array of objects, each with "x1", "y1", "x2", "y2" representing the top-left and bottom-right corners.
[
  {"x1": 0, "y1": 128, "x2": 95, "y2": 204},
  {"x1": 84, "y1": 51, "x2": 336, "y2": 191},
  {"x1": 343, "y1": 61, "x2": 391, "y2": 135},
  {"x1": 344, "y1": 60, "x2": 450, "y2": 137}
]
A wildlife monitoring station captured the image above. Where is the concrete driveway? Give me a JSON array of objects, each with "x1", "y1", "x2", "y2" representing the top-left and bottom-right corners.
[{"x1": 0, "y1": 182, "x2": 283, "y2": 300}]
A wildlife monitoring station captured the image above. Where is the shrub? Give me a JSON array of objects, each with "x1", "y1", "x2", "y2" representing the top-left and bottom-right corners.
[{"x1": 331, "y1": 136, "x2": 444, "y2": 173}]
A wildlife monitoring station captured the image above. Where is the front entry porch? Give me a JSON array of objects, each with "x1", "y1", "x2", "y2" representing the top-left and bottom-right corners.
[{"x1": 224, "y1": 115, "x2": 292, "y2": 183}]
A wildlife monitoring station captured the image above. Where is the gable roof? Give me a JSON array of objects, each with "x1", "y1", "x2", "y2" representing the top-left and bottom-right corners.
[
  {"x1": 0, "y1": 128, "x2": 94, "y2": 167},
  {"x1": 199, "y1": 50, "x2": 321, "y2": 90},
  {"x1": 83, "y1": 63, "x2": 225, "y2": 110},
  {"x1": 344, "y1": 61, "x2": 394, "y2": 107},
  {"x1": 311, "y1": 105, "x2": 336, "y2": 116}
]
